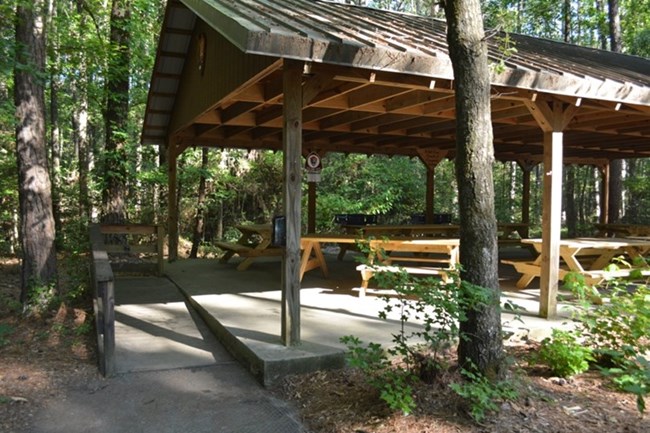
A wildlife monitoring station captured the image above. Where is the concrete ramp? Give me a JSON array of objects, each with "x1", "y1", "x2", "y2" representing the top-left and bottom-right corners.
[{"x1": 113, "y1": 276, "x2": 233, "y2": 373}]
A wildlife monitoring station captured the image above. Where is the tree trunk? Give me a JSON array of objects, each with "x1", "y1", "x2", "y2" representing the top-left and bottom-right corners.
[
  {"x1": 608, "y1": 160, "x2": 623, "y2": 223},
  {"x1": 102, "y1": 0, "x2": 130, "y2": 224},
  {"x1": 607, "y1": 0, "x2": 623, "y2": 224},
  {"x1": 564, "y1": 165, "x2": 577, "y2": 237},
  {"x1": 563, "y1": 0, "x2": 571, "y2": 42},
  {"x1": 625, "y1": 159, "x2": 637, "y2": 221},
  {"x1": 14, "y1": 0, "x2": 58, "y2": 302},
  {"x1": 608, "y1": 0, "x2": 622, "y2": 52},
  {"x1": 190, "y1": 148, "x2": 209, "y2": 258},
  {"x1": 73, "y1": 37, "x2": 91, "y2": 222},
  {"x1": 48, "y1": 0, "x2": 62, "y2": 247},
  {"x1": 443, "y1": 0, "x2": 503, "y2": 377}
]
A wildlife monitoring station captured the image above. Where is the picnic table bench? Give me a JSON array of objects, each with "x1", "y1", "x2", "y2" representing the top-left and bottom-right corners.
[
  {"x1": 300, "y1": 234, "x2": 460, "y2": 292},
  {"x1": 216, "y1": 224, "x2": 283, "y2": 271},
  {"x1": 355, "y1": 264, "x2": 454, "y2": 297},
  {"x1": 594, "y1": 223, "x2": 650, "y2": 238},
  {"x1": 503, "y1": 237, "x2": 650, "y2": 289}
]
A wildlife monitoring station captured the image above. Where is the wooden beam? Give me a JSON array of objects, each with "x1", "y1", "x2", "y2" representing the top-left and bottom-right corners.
[
  {"x1": 281, "y1": 59, "x2": 303, "y2": 346},
  {"x1": 417, "y1": 148, "x2": 447, "y2": 224},
  {"x1": 517, "y1": 160, "x2": 536, "y2": 236},
  {"x1": 599, "y1": 163, "x2": 610, "y2": 225},
  {"x1": 540, "y1": 129, "x2": 562, "y2": 318},
  {"x1": 526, "y1": 99, "x2": 577, "y2": 318}
]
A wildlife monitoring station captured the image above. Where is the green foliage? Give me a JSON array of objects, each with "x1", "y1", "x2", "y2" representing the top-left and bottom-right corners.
[
  {"x1": 24, "y1": 280, "x2": 59, "y2": 316},
  {"x1": 340, "y1": 255, "x2": 512, "y2": 421},
  {"x1": 602, "y1": 355, "x2": 650, "y2": 413},
  {"x1": 340, "y1": 263, "x2": 468, "y2": 415},
  {"x1": 537, "y1": 329, "x2": 593, "y2": 377},
  {"x1": 59, "y1": 252, "x2": 91, "y2": 306},
  {"x1": 0, "y1": 323, "x2": 14, "y2": 347},
  {"x1": 340, "y1": 336, "x2": 416, "y2": 415},
  {"x1": 569, "y1": 283, "x2": 650, "y2": 413},
  {"x1": 316, "y1": 154, "x2": 429, "y2": 229},
  {"x1": 449, "y1": 366, "x2": 518, "y2": 423},
  {"x1": 74, "y1": 320, "x2": 93, "y2": 336}
]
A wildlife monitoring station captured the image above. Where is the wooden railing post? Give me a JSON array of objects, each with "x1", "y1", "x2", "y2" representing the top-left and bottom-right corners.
[
  {"x1": 89, "y1": 224, "x2": 115, "y2": 377},
  {"x1": 156, "y1": 224, "x2": 165, "y2": 275}
]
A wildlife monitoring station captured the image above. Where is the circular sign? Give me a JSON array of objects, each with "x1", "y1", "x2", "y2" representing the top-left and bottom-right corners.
[{"x1": 306, "y1": 152, "x2": 321, "y2": 170}]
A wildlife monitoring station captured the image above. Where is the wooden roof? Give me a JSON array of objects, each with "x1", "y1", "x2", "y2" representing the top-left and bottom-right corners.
[{"x1": 142, "y1": 0, "x2": 650, "y2": 162}]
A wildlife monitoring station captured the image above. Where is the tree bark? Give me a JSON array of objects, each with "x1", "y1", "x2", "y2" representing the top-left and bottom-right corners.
[
  {"x1": 102, "y1": 0, "x2": 130, "y2": 224},
  {"x1": 190, "y1": 148, "x2": 209, "y2": 258},
  {"x1": 608, "y1": 160, "x2": 623, "y2": 223},
  {"x1": 48, "y1": 0, "x2": 62, "y2": 247},
  {"x1": 607, "y1": 0, "x2": 623, "y2": 224},
  {"x1": 14, "y1": 0, "x2": 58, "y2": 302},
  {"x1": 443, "y1": 0, "x2": 503, "y2": 377},
  {"x1": 73, "y1": 44, "x2": 91, "y2": 221},
  {"x1": 564, "y1": 165, "x2": 577, "y2": 237}
]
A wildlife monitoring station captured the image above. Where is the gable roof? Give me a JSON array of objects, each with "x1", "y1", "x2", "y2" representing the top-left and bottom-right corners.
[{"x1": 142, "y1": 0, "x2": 650, "y2": 161}]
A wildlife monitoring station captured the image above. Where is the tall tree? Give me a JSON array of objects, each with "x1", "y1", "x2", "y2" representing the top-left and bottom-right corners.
[
  {"x1": 47, "y1": 0, "x2": 63, "y2": 246},
  {"x1": 190, "y1": 148, "x2": 209, "y2": 258},
  {"x1": 102, "y1": 0, "x2": 130, "y2": 224},
  {"x1": 14, "y1": 0, "x2": 58, "y2": 303},
  {"x1": 443, "y1": 0, "x2": 503, "y2": 376},
  {"x1": 607, "y1": 0, "x2": 623, "y2": 223}
]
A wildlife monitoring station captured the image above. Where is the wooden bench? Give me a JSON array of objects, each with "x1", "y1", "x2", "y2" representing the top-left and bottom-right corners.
[
  {"x1": 501, "y1": 258, "x2": 650, "y2": 289},
  {"x1": 379, "y1": 254, "x2": 453, "y2": 266},
  {"x1": 356, "y1": 264, "x2": 453, "y2": 297},
  {"x1": 214, "y1": 241, "x2": 283, "y2": 271}
]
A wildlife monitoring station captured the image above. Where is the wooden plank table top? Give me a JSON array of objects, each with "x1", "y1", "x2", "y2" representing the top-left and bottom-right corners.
[
  {"x1": 508, "y1": 237, "x2": 650, "y2": 289},
  {"x1": 594, "y1": 223, "x2": 650, "y2": 237},
  {"x1": 341, "y1": 223, "x2": 460, "y2": 237},
  {"x1": 300, "y1": 234, "x2": 460, "y2": 280},
  {"x1": 338, "y1": 224, "x2": 460, "y2": 260}
]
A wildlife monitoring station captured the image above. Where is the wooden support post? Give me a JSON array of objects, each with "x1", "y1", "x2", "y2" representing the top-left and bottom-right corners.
[
  {"x1": 540, "y1": 130, "x2": 563, "y2": 318},
  {"x1": 417, "y1": 148, "x2": 447, "y2": 224},
  {"x1": 517, "y1": 160, "x2": 535, "y2": 238},
  {"x1": 167, "y1": 143, "x2": 178, "y2": 262},
  {"x1": 307, "y1": 181, "x2": 316, "y2": 233},
  {"x1": 426, "y1": 168, "x2": 435, "y2": 224},
  {"x1": 281, "y1": 59, "x2": 303, "y2": 346},
  {"x1": 89, "y1": 224, "x2": 115, "y2": 377},
  {"x1": 525, "y1": 99, "x2": 578, "y2": 318},
  {"x1": 599, "y1": 163, "x2": 610, "y2": 225}
]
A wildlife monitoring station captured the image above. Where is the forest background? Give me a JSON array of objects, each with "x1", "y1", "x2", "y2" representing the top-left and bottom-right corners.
[{"x1": 1, "y1": 0, "x2": 650, "y2": 261}]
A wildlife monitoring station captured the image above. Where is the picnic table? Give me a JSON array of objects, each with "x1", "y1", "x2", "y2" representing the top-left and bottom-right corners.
[
  {"x1": 300, "y1": 234, "x2": 460, "y2": 295},
  {"x1": 503, "y1": 237, "x2": 650, "y2": 289},
  {"x1": 594, "y1": 223, "x2": 650, "y2": 238},
  {"x1": 337, "y1": 224, "x2": 460, "y2": 259},
  {"x1": 215, "y1": 224, "x2": 283, "y2": 271},
  {"x1": 339, "y1": 222, "x2": 528, "y2": 258}
]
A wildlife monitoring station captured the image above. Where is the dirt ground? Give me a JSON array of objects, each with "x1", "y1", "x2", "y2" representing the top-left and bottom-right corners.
[{"x1": 1, "y1": 256, "x2": 648, "y2": 432}]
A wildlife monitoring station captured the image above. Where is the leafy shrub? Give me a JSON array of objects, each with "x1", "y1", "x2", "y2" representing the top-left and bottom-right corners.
[
  {"x1": 537, "y1": 328, "x2": 593, "y2": 377},
  {"x1": 340, "y1": 335, "x2": 416, "y2": 414},
  {"x1": 450, "y1": 366, "x2": 518, "y2": 423},
  {"x1": 341, "y1": 254, "x2": 513, "y2": 420},
  {"x1": 0, "y1": 323, "x2": 14, "y2": 347},
  {"x1": 577, "y1": 284, "x2": 650, "y2": 412}
]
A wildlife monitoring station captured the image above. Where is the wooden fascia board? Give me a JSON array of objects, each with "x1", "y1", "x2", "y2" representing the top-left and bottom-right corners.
[
  {"x1": 180, "y1": 0, "x2": 259, "y2": 52},
  {"x1": 493, "y1": 67, "x2": 650, "y2": 108}
]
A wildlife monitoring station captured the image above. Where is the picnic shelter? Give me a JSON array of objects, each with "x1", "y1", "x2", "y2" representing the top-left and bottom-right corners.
[{"x1": 141, "y1": 0, "x2": 650, "y2": 340}]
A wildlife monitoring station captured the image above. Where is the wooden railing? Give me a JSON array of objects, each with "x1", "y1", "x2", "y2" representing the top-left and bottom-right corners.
[
  {"x1": 89, "y1": 224, "x2": 115, "y2": 377},
  {"x1": 99, "y1": 223, "x2": 165, "y2": 275}
]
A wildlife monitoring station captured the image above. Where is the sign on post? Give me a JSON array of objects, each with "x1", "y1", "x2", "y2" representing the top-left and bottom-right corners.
[{"x1": 305, "y1": 151, "x2": 322, "y2": 182}]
